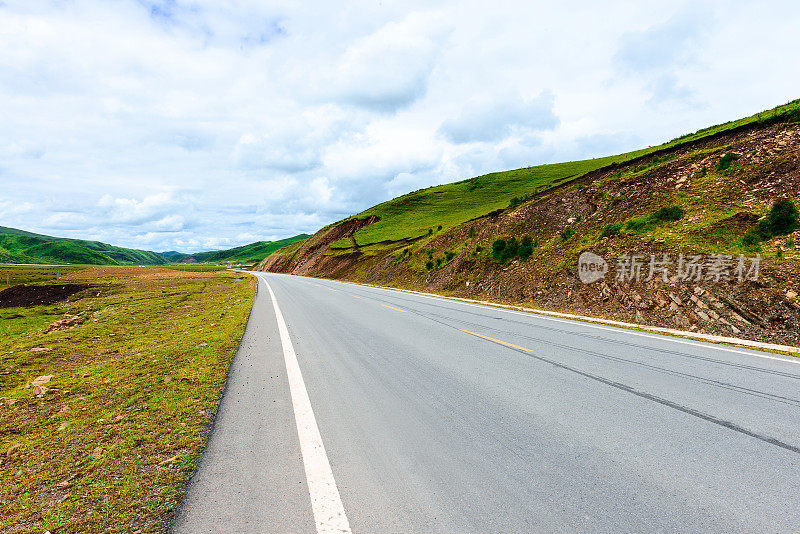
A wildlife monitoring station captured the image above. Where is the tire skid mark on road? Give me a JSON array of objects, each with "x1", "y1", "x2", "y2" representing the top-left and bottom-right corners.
[
  {"x1": 297, "y1": 275, "x2": 800, "y2": 455},
  {"x1": 324, "y1": 276, "x2": 800, "y2": 367},
  {"x1": 341, "y1": 282, "x2": 800, "y2": 378},
  {"x1": 452, "y1": 314, "x2": 800, "y2": 408},
  {"x1": 458, "y1": 326, "x2": 800, "y2": 455},
  {"x1": 319, "y1": 281, "x2": 800, "y2": 405}
]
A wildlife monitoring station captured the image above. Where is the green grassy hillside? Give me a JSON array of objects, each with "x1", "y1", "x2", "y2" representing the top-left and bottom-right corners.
[
  {"x1": 259, "y1": 99, "x2": 800, "y2": 347},
  {"x1": 0, "y1": 227, "x2": 165, "y2": 265},
  {"x1": 0, "y1": 234, "x2": 117, "y2": 265},
  {"x1": 158, "y1": 251, "x2": 191, "y2": 262},
  {"x1": 342, "y1": 99, "x2": 800, "y2": 247},
  {"x1": 191, "y1": 235, "x2": 310, "y2": 264},
  {"x1": 0, "y1": 226, "x2": 310, "y2": 267}
]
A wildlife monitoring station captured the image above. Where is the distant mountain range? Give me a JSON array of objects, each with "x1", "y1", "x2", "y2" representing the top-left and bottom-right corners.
[
  {"x1": 0, "y1": 226, "x2": 308, "y2": 266},
  {"x1": 157, "y1": 236, "x2": 310, "y2": 264}
]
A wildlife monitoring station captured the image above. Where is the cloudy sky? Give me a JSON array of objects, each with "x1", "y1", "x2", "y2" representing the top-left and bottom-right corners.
[{"x1": 1, "y1": 0, "x2": 799, "y2": 252}]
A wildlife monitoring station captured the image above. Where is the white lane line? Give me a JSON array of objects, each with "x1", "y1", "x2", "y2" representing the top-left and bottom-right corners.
[{"x1": 263, "y1": 277, "x2": 352, "y2": 534}]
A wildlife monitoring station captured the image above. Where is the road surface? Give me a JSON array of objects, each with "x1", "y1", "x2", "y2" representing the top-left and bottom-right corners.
[{"x1": 173, "y1": 272, "x2": 800, "y2": 533}]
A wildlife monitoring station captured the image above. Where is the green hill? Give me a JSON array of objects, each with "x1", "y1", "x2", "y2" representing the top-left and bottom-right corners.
[
  {"x1": 336, "y1": 98, "x2": 800, "y2": 247},
  {"x1": 0, "y1": 234, "x2": 118, "y2": 265},
  {"x1": 0, "y1": 226, "x2": 310, "y2": 266},
  {"x1": 157, "y1": 251, "x2": 191, "y2": 262},
  {"x1": 0, "y1": 226, "x2": 165, "y2": 265},
  {"x1": 259, "y1": 99, "x2": 800, "y2": 347},
  {"x1": 191, "y1": 235, "x2": 310, "y2": 264}
]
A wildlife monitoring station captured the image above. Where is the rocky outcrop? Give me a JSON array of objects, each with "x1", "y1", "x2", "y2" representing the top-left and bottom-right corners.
[{"x1": 257, "y1": 216, "x2": 379, "y2": 274}]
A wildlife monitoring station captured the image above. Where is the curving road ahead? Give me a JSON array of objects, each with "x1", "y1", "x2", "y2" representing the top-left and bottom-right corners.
[{"x1": 173, "y1": 272, "x2": 800, "y2": 533}]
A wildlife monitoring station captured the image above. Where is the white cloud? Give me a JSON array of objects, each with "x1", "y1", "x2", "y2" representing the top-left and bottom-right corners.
[
  {"x1": 327, "y1": 11, "x2": 449, "y2": 112},
  {"x1": 0, "y1": 0, "x2": 799, "y2": 252},
  {"x1": 438, "y1": 91, "x2": 559, "y2": 143},
  {"x1": 97, "y1": 193, "x2": 186, "y2": 225}
]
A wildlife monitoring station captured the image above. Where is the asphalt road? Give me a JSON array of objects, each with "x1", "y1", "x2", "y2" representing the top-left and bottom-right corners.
[{"x1": 173, "y1": 272, "x2": 800, "y2": 533}]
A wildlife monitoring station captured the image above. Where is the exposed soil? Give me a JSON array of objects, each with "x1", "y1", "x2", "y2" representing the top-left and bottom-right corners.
[
  {"x1": 0, "y1": 284, "x2": 90, "y2": 308},
  {"x1": 261, "y1": 215, "x2": 379, "y2": 275}
]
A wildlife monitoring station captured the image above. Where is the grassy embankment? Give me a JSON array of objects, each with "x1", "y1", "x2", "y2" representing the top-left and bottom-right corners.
[
  {"x1": 0, "y1": 266, "x2": 255, "y2": 533},
  {"x1": 329, "y1": 98, "x2": 800, "y2": 251}
]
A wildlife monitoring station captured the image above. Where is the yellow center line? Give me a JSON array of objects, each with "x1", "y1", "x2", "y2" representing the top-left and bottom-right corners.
[
  {"x1": 350, "y1": 294, "x2": 361, "y2": 299},
  {"x1": 381, "y1": 304, "x2": 406, "y2": 312},
  {"x1": 459, "y1": 329, "x2": 532, "y2": 352}
]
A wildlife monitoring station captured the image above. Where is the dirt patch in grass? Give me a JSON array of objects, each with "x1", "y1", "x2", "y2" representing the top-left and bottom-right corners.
[
  {"x1": 0, "y1": 267, "x2": 255, "y2": 533},
  {"x1": 0, "y1": 284, "x2": 90, "y2": 308}
]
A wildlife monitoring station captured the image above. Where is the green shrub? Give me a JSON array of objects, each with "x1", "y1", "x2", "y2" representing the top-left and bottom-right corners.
[
  {"x1": 428, "y1": 229, "x2": 433, "y2": 236},
  {"x1": 475, "y1": 244, "x2": 483, "y2": 253},
  {"x1": 503, "y1": 237, "x2": 519, "y2": 259},
  {"x1": 626, "y1": 218, "x2": 650, "y2": 233},
  {"x1": 625, "y1": 205, "x2": 685, "y2": 234},
  {"x1": 492, "y1": 238, "x2": 506, "y2": 256},
  {"x1": 651, "y1": 205, "x2": 685, "y2": 222},
  {"x1": 492, "y1": 235, "x2": 537, "y2": 261},
  {"x1": 491, "y1": 237, "x2": 520, "y2": 262},
  {"x1": 600, "y1": 222, "x2": 622, "y2": 238},
  {"x1": 425, "y1": 260, "x2": 434, "y2": 270},
  {"x1": 437, "y1": 225, "x2": 443, "y2": 231},
  {"x1": 560, "y1": 228, "x2": 574, "y2": 241},
  {"x1": 757, "y1": 198, "x2": 798, "y2": 237},
  {"x1": 468, "y1": 227, "x2": 476, "y2": 238},
  {"x1": 444, "y1": 251, "x2": 456, "y2": 261},
  {"x1": 741, "y1": 232, "x2": 761, "y2": 250},
  {"x1": 507, "y1": 193, "x2": 533, "y2": 208},
  {"x1": 716, "y1": 152, "x2": 737, "y2": 171}
]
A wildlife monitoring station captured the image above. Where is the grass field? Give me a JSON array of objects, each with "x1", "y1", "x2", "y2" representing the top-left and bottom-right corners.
[
  {"x1": 162, "y1": 264, "x2": 228, "y2": 273},
  {"x1": 0, "y1": 266, "x2": 255, "y2": 533},
  {"x1": 0, "y1": 265, "x2": 87, "y2": 289},
  {"x1": 342, "y1": 98, "x2": 800, "y2": 247}
]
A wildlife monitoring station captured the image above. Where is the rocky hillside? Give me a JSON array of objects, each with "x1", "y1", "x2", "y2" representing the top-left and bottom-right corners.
[{"x1": 259, "y1": 109, "x2": 800, "y2": 348}]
